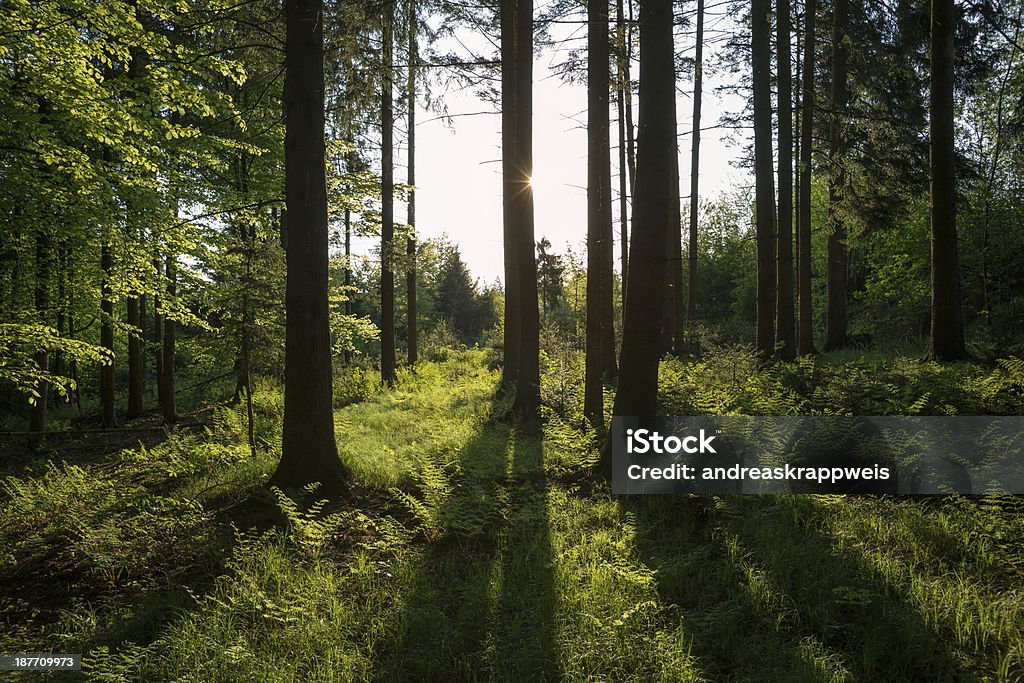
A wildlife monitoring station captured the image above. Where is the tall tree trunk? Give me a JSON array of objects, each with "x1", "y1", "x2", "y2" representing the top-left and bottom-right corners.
[
  {"x1": 271, "y1": 0, "x2": 348, "y2": 495},
  {"x1": 29, "y1": 230, "x2": 52, "y2": 438},
  {"x1": 798, "y1": 0, "x2": 816, "y2": 355},
  {"x1": 153, "y1": 257, "x2": 164, "y2": 401},
  {"x1": 625, "y1": 0, "x2": 636, "y2": 195},
  {"x1": 753, "y1": 0, "x2": 776, "y2": 360},
  {"x1": 501, "y1": 0, "x2": 521, "y2": 390},
  {"x1": 775, "y1": 0, "x2": 796, "y2": 360},
  {"x1": 607, "y1": 0, "x2": 675, "y2": 451},
  {"x1": 585, "y1": 0, "x2": 618, "y2": 425},
  {"x1": 686, "y1": 0, "x2": 704, "y2": 324},
  {"x1": 661, "y1": 105, "x2": 683, "y2": 356},
  {"x1": 100, "y1": 238, "x2": 116, "y2": 427},
  {"x1": 512, "y1": 0, "x2": 540, "y2": 423},
  {"x1": 381, "y1": 3, "x2": 397, "y2": 386},
  {"x1": 344, "y1": 207, "x2": 352, "y2": 365},
  {"x1": 616, "y1": 0, "x2": 629, "y2": 304},
  {"x1": 823, "y1": 0, "x2": 848, "y2": 351},
  {"x1": 929, "y1": 0, "x2": 965, "y2": 360},
  {"x1": 407, "y1": 0, "x2": 418, "y2": 366},
  {"x1": 161, "y1": 256, "x2": 177, "y2": 425}
]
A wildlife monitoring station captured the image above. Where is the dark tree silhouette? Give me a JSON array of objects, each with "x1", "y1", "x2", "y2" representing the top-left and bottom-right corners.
[
  {"x1": 407, "y1": 0, "x2": 418, "y2": 366},
  {"x1": 824, "y1": 0, "x2": 849, "y2": 351},
  {"x1": 381, "y1": 2, "x2": 397, "y2": 385},
  {"x1": 686, "y1": 0, "x2": 704, "y2": 324},
  {"x1": 271, "y1": 0, "x2": 348, "y2": 496},
  {"x1": 753, "y1": 0, "x2": 776, "y2": 359},
  {"x1": 798, "y1": 0, "x2": 816, "y2": 356},
  {"x1": 929, "y1": 0, "x2": 965, "y2": 360},
  {"x1": 500, "y1": 0, "x2": 521, "y2": 390},
  {"x1": 776, "y1": 0, "x2": 796, "y2": 360},
  {"x1": 585, "y1": 0, "x2": 618, "y2": 425}
]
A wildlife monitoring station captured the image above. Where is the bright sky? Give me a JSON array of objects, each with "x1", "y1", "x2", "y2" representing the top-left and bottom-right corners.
[{"x1": 361, "y1": 11, "x2": 753, "y2": 286}]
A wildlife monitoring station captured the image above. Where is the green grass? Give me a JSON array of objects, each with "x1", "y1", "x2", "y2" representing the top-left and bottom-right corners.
[{"x1": 1, "y1": 349, "x2": 1022, "y2": 681}]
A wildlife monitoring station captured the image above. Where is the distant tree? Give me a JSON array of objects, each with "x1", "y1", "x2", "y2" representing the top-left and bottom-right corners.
[
  {"x1": 776, "y1": 0, "x2": 796, "y2": 360},
  {"x1": 537, "y1": 237, "x2": 565, "y2": 321},
  {"x1": 407, "y1": 0, "x2": 418, "y2": 366},
  {"x1": 798, "y1": 0, "x2": 816, "y2": 356},
  {"x1": 381, "y1": 1, "x2": 397, "y2": 385},
  {"x1": 686, "y1": 0, "x2": 704, "y2": 324}
]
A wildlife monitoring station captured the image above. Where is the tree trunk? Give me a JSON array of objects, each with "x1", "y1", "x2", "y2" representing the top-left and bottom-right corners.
[
  {"x1": 798, "y1": 0, "x2": 816, "y2": 355},
  {"x1": 753, "y1": 0, "x2": 776, "y2": 360},
  {"x1": 381, "y1": 4, "x2": 397, "y2": 386},
  {"x1": 823, "y1": 0, "x2": 848, "y2": 351},
  {"x1": 271, "y1": 0, "x2": 348, "y2": 496},
  {"x1": 929, "y1": 0, "x2": 965, "y2": 360},
  {"x1": 585, "y1": 0, "x2": 618, "y2": 425},
  {"x1": 775, "y1": 0, "x2": 796, "y2": 360},
  {"x1": 153, "y1": 257, "x2": 164, "y2": 401},
  {"x1": 501, "y1": 0, "x2": 521, "y2": 390},
  {"x1": 127, "y1": 293, "x2": 143, "y2": 418},
  {"x1": 344, "y1": 207, "x2": 353, "y2": 365},
  {"x1": 512, "y1": 0, "x2": 540, "y2": 423},
  {"x1": 407, "y1": 0, "x2": 418, "y2": 367},
  {"x1": 686, "y1": 0, "x2": 704, "y2": 324},
  {"x1": 616, "y1": 0, "x2": 629, "y2": 305},
  {"x1": 608, "y1": 0, "x2": 674, "y2": 435},
  {"x1": 161, "y1": 256, "x2": 177, "y2": 425}
]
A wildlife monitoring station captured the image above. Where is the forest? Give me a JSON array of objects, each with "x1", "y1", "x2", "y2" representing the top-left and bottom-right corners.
[{"x1": 2, "y1": 0, "x2": 1024, "y2": 679}]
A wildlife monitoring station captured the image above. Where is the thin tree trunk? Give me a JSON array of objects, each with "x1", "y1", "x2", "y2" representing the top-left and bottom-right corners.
[
  {"x1": 271, "y1": 0, "x2": 348, "y2": 496},
  {"x1": 753, "y1": 0, "x2": 776, "y2": 359},
  {"x1": 127, "y1": 292, "x2": 143, "y2": 418},
  {"x1": 381, "y1": 3, "x2": 397, "y2": 386},
  {"x1": 823, "y1": 0, "x2": 848, "y2": 351},
  {"x1": 344, "y1": 207, "x2": 352, "y2": 365},
  {"x1": 798, "y1": 0, "x2": 816, "y2": 355},
  {"x1": 512, "y1": 0, "x2": 540, "y2": 423},
  {"x1": 161, "y1": 255, "x2": 177, "y2": 425},
  {"x1": 686, "y1": 0, "x2": 704, "y2": 324},
  {"x1": 153, "y1": 257, "x2": 164, "y2": 400},
  {"x1": 625, "y1": 0, "x2": 636, "y2": 195},
  {"x1": 501, "y1": 0, "x2": 521, "y2": 390},
  {"x1": 776, "y1": 0, "x2": 796, "y2": 360},
  {"x1": 929, "y1": 0, "x2": 965, "y2": 360},
  {"x1": 616, "y1": 0, "x2": 629, "y2": 304},
  {"x1": 407, "y1": 0, "x2": 418, "y2": 366},
  {"x1": 585, "y1": 0, "x2": 618, "y2": 425}
]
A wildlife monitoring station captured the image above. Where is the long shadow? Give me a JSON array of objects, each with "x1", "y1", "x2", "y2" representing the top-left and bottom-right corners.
[
  {"x1": 628, "y1": 494, "x2": 974, "y2": 682},
  {"x1": 374, "y1": 398, "x2": 560, "y2": 681}
]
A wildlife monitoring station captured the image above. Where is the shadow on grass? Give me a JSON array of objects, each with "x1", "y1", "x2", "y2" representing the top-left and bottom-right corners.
[
  {"x1": 374, "y1": 401, "x2": 561, "y2": 682},
  {"x1": 627, "y1": 494, "x2": 973, "y2": 682}
]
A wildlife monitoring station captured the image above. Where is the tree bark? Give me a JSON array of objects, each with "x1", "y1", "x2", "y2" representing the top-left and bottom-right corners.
[
  {"x1": 585, "y1": 0, "x2": 618, "y2": 425},
  {"x1": 501, "y1": 0, "x2": 521, "y2": 390},
  {"x1": 616, "y1": 0, "x2": 629, "y2": 305},
  {"x1": 608, "y1": 0, "x2": 674, "y2": 431},
  {"x1": 686, "y1": 0, "x2": 704, "y2": 324},
  {"x1": 776, "y1": 0, "x2": 796, "y2": 360},
  {"x1": 798, "y1": 0, "x2": 816, "y2": 356},
  {"x1": 29, "y1": 230, "x2": 52, "y2": 438},
  {"x1": 753, "y1": 0, "x2": 777, "y2": 359},
  {"x1": 100, "y1": 233, "x2": 116, "y2": 428},
  {"x1": 161, "y1": 255, "x2": 177, "y2": 425},
  {"x1": 407, "y1": 0, "x2": 418, "y2": 366},
  {"x1": 823, "y1": 0, "x2": 848, "y2": 351},
  {"x1": 127, "y1": 292, "x2": 144, "y2": 418},
  {"x1": 512, "y1": 0, "x2": 540, "y2": 423},
  {"x1": 929, "y1": 0, "x2": 965, "y2": 360},
  {"x1": 270, "y1": 0, "x2": 348, "y2": 496},
  {"x1": 381, "y1": 3, "x2": 397, "y2": 386}
]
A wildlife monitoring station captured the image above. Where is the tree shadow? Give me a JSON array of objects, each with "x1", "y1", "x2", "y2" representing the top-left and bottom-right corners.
[
  {"x1": 373, "y1": 403, "x2": 561, "y2": 681},
  {"x1": 627, "y1": 494, "x2": 974, "y2": 682}
]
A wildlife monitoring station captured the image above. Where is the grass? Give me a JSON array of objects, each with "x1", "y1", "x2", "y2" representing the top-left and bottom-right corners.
[{"x1": 1, "y1": 348, "x2": 1022, "y2": 681}]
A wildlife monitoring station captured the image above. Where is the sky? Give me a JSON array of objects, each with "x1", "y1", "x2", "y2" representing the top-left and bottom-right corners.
[{"x1": 358, "y1": 9, "x2": 753, "y2": 286}]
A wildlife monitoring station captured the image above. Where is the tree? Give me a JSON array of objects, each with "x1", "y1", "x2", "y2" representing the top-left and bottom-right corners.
[
  {"x1": 824, "y1": 0, "x2": 849, "y2": 351},
  {"x1": 752, "y1": 0, "x2": 776, "y2": 359},
  {"x1": 271, "y1": 0, "x2": 349, "y2": 496},
  {"x1": 500, "y1": 0, "x2": 521, "y2": 390},
  {"x1": 929, "y1": 0, "x2": 965, "y2": 360},
  {"x1": 686, "y1": 0, "x2": 704, "y2": 324},
  {"x1": 776, "y1": 0, "x2": 796, "y2": 360},
  {"x1": 407, "y1": 0, "x2": 418, "y2": 366},
  {"x1": 585, "y1": 0, "x2": 618, "y2": 425},
  {"x1": 381, "y1": 1, "x2": 397, "y2": 386},
  {"x1": 798, "y1": 0, "x2": 816, "y2": 356},
  {"x1": 606, "y1": 0, "x2": 675, "y2": 472}
]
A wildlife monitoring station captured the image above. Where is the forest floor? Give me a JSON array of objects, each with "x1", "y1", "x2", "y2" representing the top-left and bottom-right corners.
[{"x1": 2, "y1": 350, "x2": 1023, "y2": 681}]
